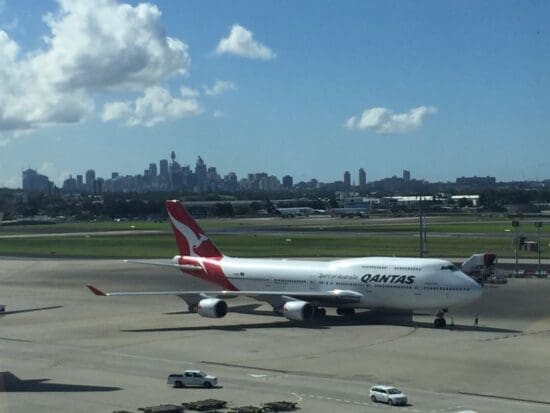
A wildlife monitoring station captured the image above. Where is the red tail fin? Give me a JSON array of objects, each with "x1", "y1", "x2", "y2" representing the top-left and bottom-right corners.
[{"x1": 165, "y1": 200, "x2": 223, "y2": 258}]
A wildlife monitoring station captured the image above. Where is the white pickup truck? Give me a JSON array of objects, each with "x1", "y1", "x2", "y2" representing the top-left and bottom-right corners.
[{"x1": 167, "y1": 370, "x2": 217, "y2": 388}]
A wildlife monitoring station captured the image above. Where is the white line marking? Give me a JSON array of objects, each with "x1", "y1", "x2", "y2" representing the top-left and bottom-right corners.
[{"x1": 291, "y1": 392, "x2": 303, "y2": 402}]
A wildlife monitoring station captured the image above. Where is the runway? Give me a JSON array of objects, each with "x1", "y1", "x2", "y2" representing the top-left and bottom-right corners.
[{"x1": 1, "y1": 258, "x2": 549, "y2": 412}]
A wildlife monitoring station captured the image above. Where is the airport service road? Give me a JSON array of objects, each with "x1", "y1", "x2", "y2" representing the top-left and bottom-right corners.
[{"x1": 1, "y1": 258, "x2": 549, "y2": 413}]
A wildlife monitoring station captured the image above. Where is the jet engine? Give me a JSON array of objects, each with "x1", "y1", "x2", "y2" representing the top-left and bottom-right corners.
[
  {"x1": 197, "y1": 298, "x2": 228, "y2": 318},
  {"x1": 282, "y1": 301, "x2": 314, "y2": 321}
]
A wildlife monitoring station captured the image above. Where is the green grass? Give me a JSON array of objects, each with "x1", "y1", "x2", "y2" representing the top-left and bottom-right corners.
[
  {"x1": 3, "y1": 218, "x2": 549, "y2": 236},
  {"x1": 1, "y1": 233, "x2": 548, "y2": 259}
]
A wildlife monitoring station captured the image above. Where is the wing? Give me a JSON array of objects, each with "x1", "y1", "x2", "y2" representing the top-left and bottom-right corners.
[
  {"x1": 124, "y1": 259, "x2": 202, "y2": 272},
  {"x1": 86, "y1": 284, "x2": 362, "y2": 306}
]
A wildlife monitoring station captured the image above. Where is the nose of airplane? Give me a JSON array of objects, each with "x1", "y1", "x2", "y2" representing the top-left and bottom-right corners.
[{"x1": 463, "y1": 272, "x2": 483, "y2": 301}]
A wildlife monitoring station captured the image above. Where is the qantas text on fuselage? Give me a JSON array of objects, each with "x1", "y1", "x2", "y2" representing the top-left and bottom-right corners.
[{"x1": 87, "y1": 200, "x2": 482, "y2": 328}]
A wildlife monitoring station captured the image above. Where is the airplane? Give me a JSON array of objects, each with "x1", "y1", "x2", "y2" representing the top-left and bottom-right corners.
[
  {"x1": 266, "y1": 200, "x2": 316, "y2": 218},
  {"x1": 328, "y1": 207, "x2": 369, "y2": 218},
  {"x1": 87, "y1": 200, "x2": 482, "y2": 328}
]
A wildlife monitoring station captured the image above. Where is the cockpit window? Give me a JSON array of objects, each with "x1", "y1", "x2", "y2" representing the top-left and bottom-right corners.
[{"x1": 441, "y1": 265, "x2": 459, "y2": 271}]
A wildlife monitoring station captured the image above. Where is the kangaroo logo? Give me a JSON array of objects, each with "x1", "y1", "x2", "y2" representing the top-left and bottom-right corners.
[{"x1": 168, "y1": 210, "x2": 209, "y2": 257}]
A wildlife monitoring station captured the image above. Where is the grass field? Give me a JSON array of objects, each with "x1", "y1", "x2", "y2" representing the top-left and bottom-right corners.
[
  {"x1": 1, "y1": 217, "x2": 550, "y2": 236},
  {"x1": 1, "y1": 232, "x2": 548, "y2": 259}
]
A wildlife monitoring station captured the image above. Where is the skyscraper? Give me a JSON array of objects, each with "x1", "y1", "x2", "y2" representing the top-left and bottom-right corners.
[
  {"x1": 85, "y1": 169, "x2": 96, "y2": 193},
  {"x1": 344, "y1": 171, "x2": 351, "y2": 188},
  {"x1": 358, "y1": 168, "x2": 366, "y2": 187},
  {"x1": 159, "y1": 159, "x2": 169, "y2": 189},
  {"x1": 22, "y1": 169, "x2": 51, "y2": 192},
  {"x1": 195, "y1": 156, "x2": 207, "y2": 192},
  {"x1": 403, "y1": 169, "x2": 411, "y2": 181},
  {"x1": 282, "y1": 175, "x2": 293, "y2": 189}
]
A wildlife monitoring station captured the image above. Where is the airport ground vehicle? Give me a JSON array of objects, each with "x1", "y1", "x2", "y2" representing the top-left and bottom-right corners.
[
  {"x1": 166, "y1": 370, "x2": 217, "y2": 388},
  {"x1": 87, "y1": 200, "x2": 482, "y2": 329},
  {"x1": 369, "y1": 385, "x2": 408, "y2": 405}
]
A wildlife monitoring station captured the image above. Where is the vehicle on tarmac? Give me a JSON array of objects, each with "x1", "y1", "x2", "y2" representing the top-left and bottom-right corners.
[
  {"x1": 167, "y1": 370, "x2": 217, "y2": 388},
  {"x1": 370, "y1": 385, "x2": 408, "y2": 405},
  {"x1": 87, "y1": 200, "x2": 482, "y2": 329}
]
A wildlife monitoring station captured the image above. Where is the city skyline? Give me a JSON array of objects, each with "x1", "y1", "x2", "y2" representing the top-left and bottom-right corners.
[
  {"x1": 21, "y1": 149, "x2": 517, "y2": 195},
  {"x1": 1, "y1": 1, "x2": 549, "y2": 187}
]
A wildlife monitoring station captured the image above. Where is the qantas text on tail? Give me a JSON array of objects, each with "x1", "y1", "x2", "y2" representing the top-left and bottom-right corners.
[{"x1": 87, "y1": 200, "x2": 482, "y2": 328}]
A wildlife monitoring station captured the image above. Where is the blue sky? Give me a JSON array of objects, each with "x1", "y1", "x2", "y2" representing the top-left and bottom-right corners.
[{"x1": 0, "y1": 0, "x2": 549, "y2": 187}]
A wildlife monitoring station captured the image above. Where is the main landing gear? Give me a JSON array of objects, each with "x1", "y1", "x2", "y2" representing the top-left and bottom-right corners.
[
  {"x1": 336, "y1": 307, "x2": 355, "y2": 317},
  {"x1": 434, "y1": 309, "x2": 448, "y2": 328},
  {"x1": 314, "y1": 307, "x2": 327, "y2": 318}
]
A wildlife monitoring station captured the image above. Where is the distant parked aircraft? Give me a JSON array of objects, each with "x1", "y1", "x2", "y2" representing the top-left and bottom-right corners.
[
  {"x1": 87, "y1": 201, "x2": 482, "y2": 328},
  {"x1": 266, "y1": 200, "x2": 316, "y2": 218}
]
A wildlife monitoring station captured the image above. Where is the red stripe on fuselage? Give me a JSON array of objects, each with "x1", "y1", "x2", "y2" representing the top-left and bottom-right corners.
[{"x1": 178, "y1": 256, "x2": 237, "y2": 291}]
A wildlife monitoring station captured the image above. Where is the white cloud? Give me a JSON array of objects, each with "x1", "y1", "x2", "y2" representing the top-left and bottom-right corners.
[
  {"x1": 0, "y1": 0, "x2": 192, "y2": 133},
  {"x1": 180, "y1": 86, "x2": 199, "y2": 98},
  {"x1": 215, "y1": 24, "x2": 276, "y2": 60},
  {"x1": 203, "y1": 80, "x2": 236, "y2": 96},
  {"x1": 345, "y1": 106, "x2": 437, "y2": 134},
  {"x1": 213, "y1": 110, "x2": 225, "y2": 118},
  {"x1": 0, "y1": 175, "x2": 18, "y2": 188},
  {"x1": 0, "y1": 136, "x2": 10, "y2": 146},
  {"x1": 37, "y1": 161, "x2": 71, "y2": 186},
  {"x1": 102, "y1": 86, "x2": 202, "y2": 127}
]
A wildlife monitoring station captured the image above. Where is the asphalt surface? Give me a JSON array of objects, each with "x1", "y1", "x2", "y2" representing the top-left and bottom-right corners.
[{"x1": 0, "y1": 258, "x2": 549, "y2": 412}]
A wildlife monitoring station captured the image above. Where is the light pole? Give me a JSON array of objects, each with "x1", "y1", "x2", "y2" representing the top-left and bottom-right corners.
[
  {"x1": 535, "y1": 222, "x2": 543, "y2": 277},
  {"x1": 512, "y1": 220, "x2": 520, "y2": 277}
]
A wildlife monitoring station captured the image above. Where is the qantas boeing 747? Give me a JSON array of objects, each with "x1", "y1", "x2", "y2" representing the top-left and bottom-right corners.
[{"x1": 87, "y1": 200, "x2": 482, "y2": 328}]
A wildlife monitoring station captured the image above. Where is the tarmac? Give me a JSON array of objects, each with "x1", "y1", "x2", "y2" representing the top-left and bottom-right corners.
[{"x1": 1, "y1": 257, "x2": 549, "y2": 413}]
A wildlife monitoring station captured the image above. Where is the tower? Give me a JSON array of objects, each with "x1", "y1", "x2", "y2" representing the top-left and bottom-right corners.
[
  {"x1": 344, "y1": 171, "x2": 351, "y2": 188},
  {"x1": 359, "y1": 168, "x2": 366, "y2": 187}
]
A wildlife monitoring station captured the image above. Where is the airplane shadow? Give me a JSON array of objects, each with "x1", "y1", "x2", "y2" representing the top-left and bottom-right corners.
[
  {"x1": 0, "y1": 371, "x2": 122, "y2": 392},
  {"x1": 0, "y1": 305, "x2": 63, "y2": 317},
  {"x1": 124, "y1": 308, "x2": 521, "y2": 334}
]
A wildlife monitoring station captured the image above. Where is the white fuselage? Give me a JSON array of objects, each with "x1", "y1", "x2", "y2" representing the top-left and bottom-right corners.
[{"x1": 184, "y1": 256, "x2": 482, "y2": 311}]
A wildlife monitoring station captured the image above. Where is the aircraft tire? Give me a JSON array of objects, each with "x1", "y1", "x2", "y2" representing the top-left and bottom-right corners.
[{"x1": 314, "y1": 308, "x2": 326, "y2": 317}]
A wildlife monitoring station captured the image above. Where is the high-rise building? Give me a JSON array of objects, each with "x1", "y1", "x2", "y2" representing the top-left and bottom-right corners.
[
  {"x1": 403, "y1": 169, "x2": 411, "y2": 181},
  {"x1": 62, "y1": 175, "x2": 77, "y2": 192},
  {"x1": 159, "y1": 159, "x2": 169, "y2": 189},
  {"x1": 344, "y1": 171, "x2": 351, "y2": 188},
  {"x1": 111, "y1": 172, "x2": 119, "y2": 179},
  {"x1": 358, "y1": 168, "x2": 366, "y2": 187},
  {"x1": 195, "y1": 156, "x2": 207, "y2": 192},
  {"x1": 149, "y1": 163, "x2": 157, "y2": 177},
  {"x1": 85, "y1": 169, "x2": 96, "y2": 193},
  {"x1": 282, "y1": 175, "x2": 293, "y2": 189},
  {"x1": 22, "y1": 169, "x2": 51, "y2": 192}
]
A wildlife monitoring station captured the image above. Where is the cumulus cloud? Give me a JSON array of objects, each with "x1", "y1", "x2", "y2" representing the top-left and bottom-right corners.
[
  {"x1": 345, "y1": 106, "x2": 437, "y2": 134},
  {"x1": 38, "y1": 161, "x2": 71, "y2": 186},
  {"x1": 203, "y1": 80, "x2": 236, "y2": 96},
  {"x1": 0, "y1": 175, "x2": 18, "y2": 188},
  {"x1": 0, "y1": 0, "x2": 192, "y2": 133},
  {"x1": 180, "y1": 86, "x2": 199, "y2": 98},
  {"x1": 102, "y1": 86, "x2": 202, "y2": 127},
  {"x1": 215, "y1": 24, "x2": 276, "y2": 60}
]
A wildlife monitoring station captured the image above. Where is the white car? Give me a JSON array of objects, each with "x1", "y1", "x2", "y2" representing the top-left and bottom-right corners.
[
  {"x1": 167, "y1": 370, "x2": 218, "y2": 388},
  {"x1": 370, "y1": 385, "x2": 408, "y2": 406}
]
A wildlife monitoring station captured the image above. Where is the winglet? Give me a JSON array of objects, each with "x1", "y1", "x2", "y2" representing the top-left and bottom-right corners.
[{"x1": 86, "y1": 284, "x2": 107, "y2": 296}]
